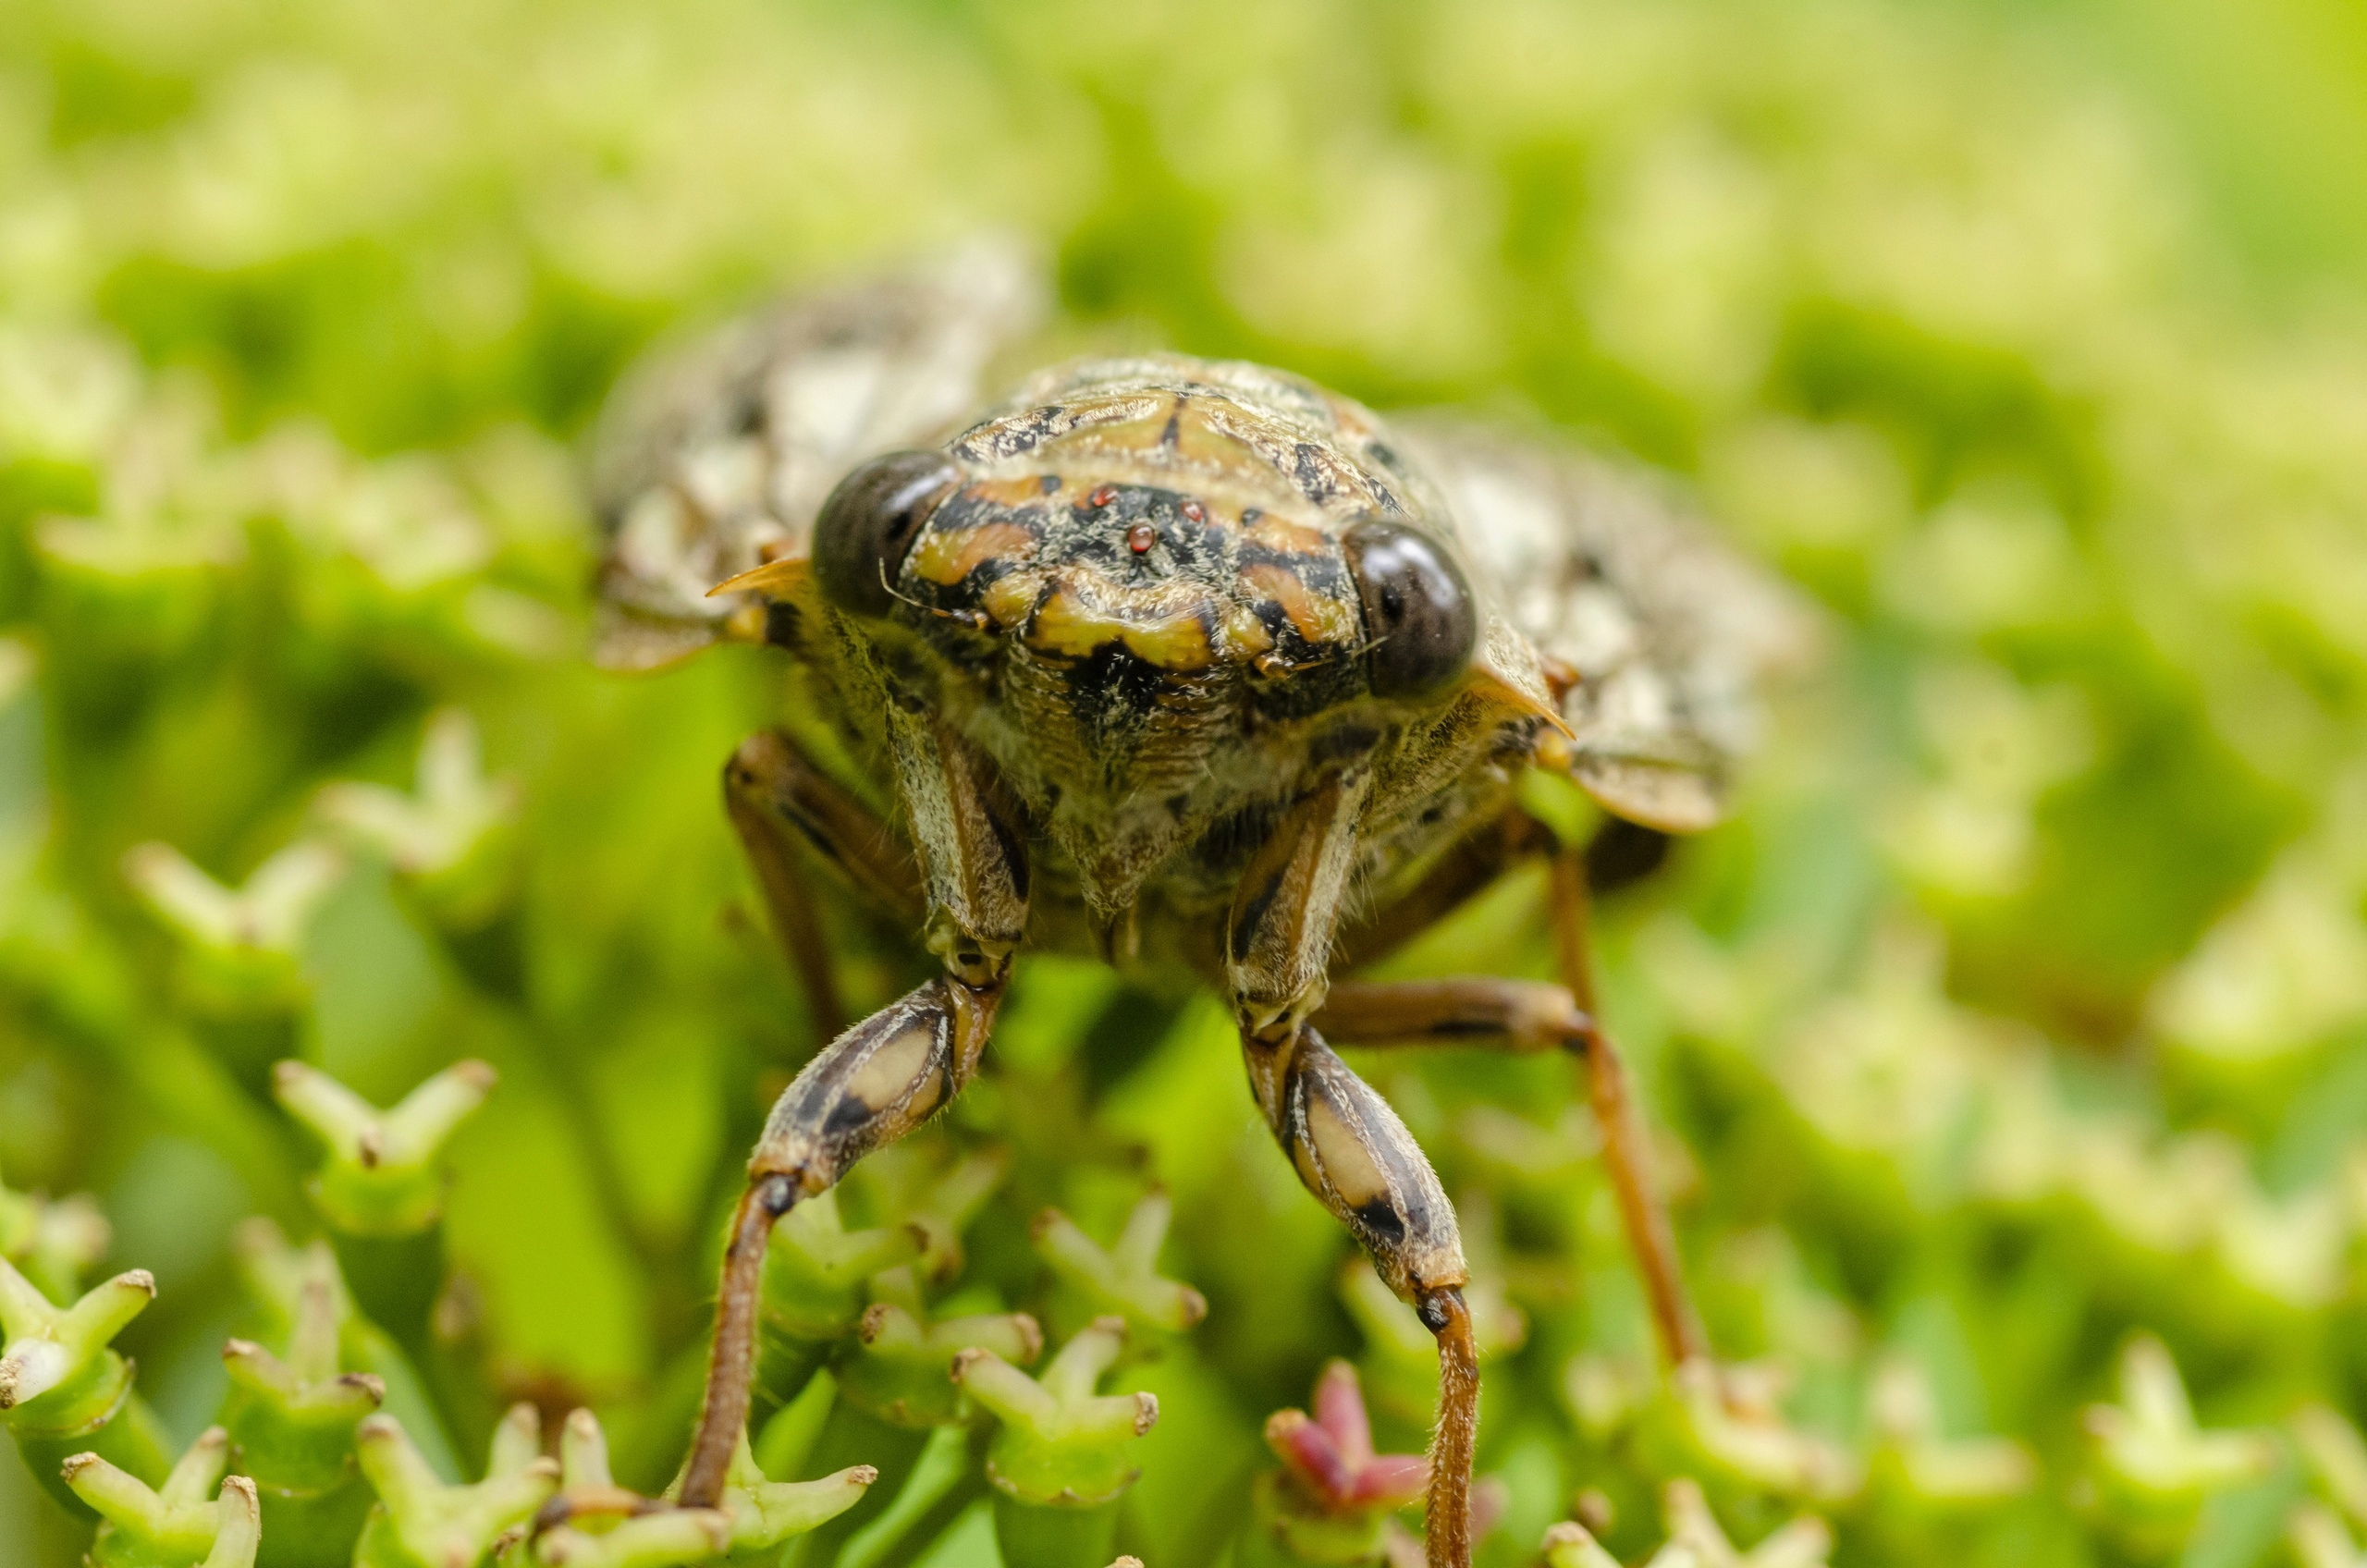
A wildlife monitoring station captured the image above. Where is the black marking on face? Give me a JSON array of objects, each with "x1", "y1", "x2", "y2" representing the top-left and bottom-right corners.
[
  {"x1": 904, "y1": 490, "x2": 1053, "y2": 618},
  {"x1": 1064, "y1": 642, "x2": 1171, "y2": 741},
  {"x1": 1048, "y1": 486, "x2": 1229, "y2": 582},
  {"x1": 1018, "y1": 407, "x2": 1065, "y2": 453},
  {"x1": 1235, "y1": 537, "x2": 1351, "y2": 588},
  {"x1": 763, "y1": 599, "x2": 802, "y2": 650}
]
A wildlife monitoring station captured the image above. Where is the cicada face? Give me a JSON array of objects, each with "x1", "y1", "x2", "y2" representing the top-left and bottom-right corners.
[{"x1": 800, "y1": 357, "x2": 1490, "y2": 927}]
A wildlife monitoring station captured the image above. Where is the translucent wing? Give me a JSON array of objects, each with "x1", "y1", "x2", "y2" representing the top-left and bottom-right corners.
[
  {"x1": 588, "y1": 236, "x2": 1049, "y2": 669},
  {"x1": 1393, "y1": 416, "x2": 1820, "y2": 833}
]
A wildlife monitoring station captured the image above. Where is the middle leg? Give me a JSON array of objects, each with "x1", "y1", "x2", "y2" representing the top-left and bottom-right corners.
[{"x1": 724, "y1": 727, "x2": 926, "y2": 1041}]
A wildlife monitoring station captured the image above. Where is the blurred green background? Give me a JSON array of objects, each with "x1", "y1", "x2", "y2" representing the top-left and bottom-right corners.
[{"x1": 5, "y1": 0, "x2": 2367, "y2": 1564}]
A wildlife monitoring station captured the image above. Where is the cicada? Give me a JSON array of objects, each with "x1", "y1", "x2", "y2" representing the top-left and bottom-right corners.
[{"x1": 572, "y1": 238, "x2": 1811, "y2": 1568}]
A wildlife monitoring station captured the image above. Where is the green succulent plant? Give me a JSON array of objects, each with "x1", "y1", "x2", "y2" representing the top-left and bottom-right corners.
[{"x1": 8, "y1": 0, "x2": 2367, "y2": 1564}]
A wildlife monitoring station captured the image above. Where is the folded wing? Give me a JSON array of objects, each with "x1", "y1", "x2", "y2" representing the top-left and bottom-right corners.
[
  {"x1": 589, "y1": 237, "x2": 1049, "y2": 669},
  {"x1": 1394, "y1": 416, "x2": 1820, "y2": 832}
]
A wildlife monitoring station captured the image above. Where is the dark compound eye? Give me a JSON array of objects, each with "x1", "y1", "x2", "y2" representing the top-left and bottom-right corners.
[
  {"x1": 812, "y1": 449, "x2": 963, "y2": 619},
  {"x1": 1343, "y1": 518, "x2": 1477, "y2": 700}
]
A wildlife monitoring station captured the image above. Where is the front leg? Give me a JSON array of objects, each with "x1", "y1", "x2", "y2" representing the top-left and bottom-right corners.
[
  {"x1": 1227, "y1": 769, "x2": 1478, "y2": 1568},
  {"x1": 1243, "y1": 1023, "x2": 1479, "y2": 1568},
  {"x1": 681, "y1": 717, "x2": 1027, "y2": 1509},
  {"x1": 680, "y1": 972, "x2": 1002, "y2": 1506}
]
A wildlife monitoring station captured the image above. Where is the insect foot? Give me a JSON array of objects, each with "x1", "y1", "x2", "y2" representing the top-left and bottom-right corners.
[
  {"x1": 63, "y1": 1425, "x2": 244, "y2": 1568},
  {"x1": 1241, "y1": 1359, "x2": 1429, "y2": 1568},
  {"x1": 351, "y1": 1404, "x2": 558, "y2": 1568},
  {"x1": 681, "y1": 974, "x2": 1004, "y2": 1512},
  {"x1": 0, "y1": 1255, "x2": 167, "y2": 1513},
  {"x1": 952, "y1": 1316, "x2": 1159, "y2": 1568}
]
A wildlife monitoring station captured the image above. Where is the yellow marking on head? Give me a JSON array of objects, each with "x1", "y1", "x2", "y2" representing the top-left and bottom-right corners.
[
  {"x1": 1217, "y1": 604, "x2": 1276, "y2": 663},
  {"x1": 909, "y1": 521, "x2": 1040, "y2": 585},
  {"x1": 1242, "y1": 513, "x2": 1331, "y2": 554},
  {"x1": 1026, "y1": 586, "x2": 1217, "y2": 670},
  {"x1": 1238, "y1": 562, "x2": 1358, "y2": 649},
  {"x1": 1013, "y1": 396, "x2": 1320, "y2": 520},
  {"x1": 707, "y1": 556, "x2": 811, "y2": 598},
  {"x1": 980, "y1": 573, "x2": 1043, "y2": 628},
  {"x1": 966, "y1": 475, "x2": 1057, "y2": 507}
]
